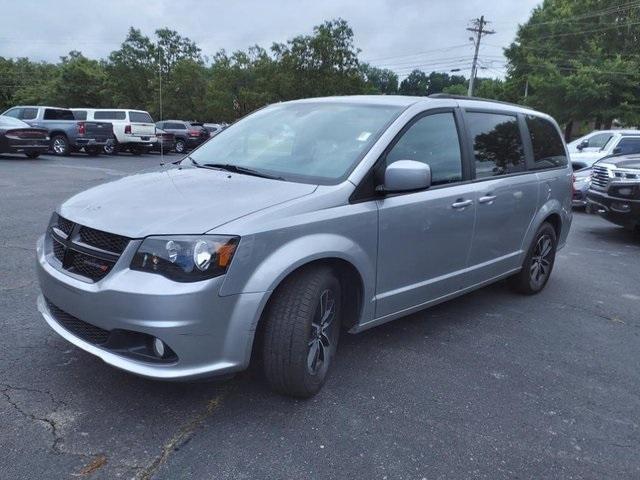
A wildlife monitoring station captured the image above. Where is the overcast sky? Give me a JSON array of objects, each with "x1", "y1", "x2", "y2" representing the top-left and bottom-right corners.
[{"x1": 1, "y1": 0, "x2": 541, "y2": 79}]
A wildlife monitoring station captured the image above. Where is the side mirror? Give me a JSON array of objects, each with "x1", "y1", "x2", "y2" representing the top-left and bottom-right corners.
[
  {"x1": 576, "y1": 140, "x2": 589, "y2": 151},
  {"x1": 380, "y1": 160, "x2": 431, "y2": 193}
]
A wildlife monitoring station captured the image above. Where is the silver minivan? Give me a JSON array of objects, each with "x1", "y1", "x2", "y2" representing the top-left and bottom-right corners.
[{"x1": 37, "y1": 95, "x2": 572, "y2": 397}]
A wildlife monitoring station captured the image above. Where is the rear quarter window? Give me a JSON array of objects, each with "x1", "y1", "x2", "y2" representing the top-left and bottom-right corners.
[
  {"x1": 526, "y1": 115, "x2": 568, "y2": 169},
  {"x1": 73, "y1": 110, "x2": 87, "y2": 120},
  {"x1": 44, "y1": 109, "x2": 75, "y2": 120},
  {"x1": 94, "y1": 111, "x2": 126, "y2": 120},
  {"x1": 129, "y1": 111, "x2": 153, "y2": 123}
]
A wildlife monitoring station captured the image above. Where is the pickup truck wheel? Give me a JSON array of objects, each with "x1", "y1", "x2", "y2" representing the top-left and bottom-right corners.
[
  {"x1": 174, "y1": 139, "x2": 186, "y2": 154},
  {"x1": 51, "y1": 135, "x2": 69, "y2": 156},
  {"x1": 262, "y1": 266, "x2": 342, "y2": 398},
  {"x1": 104, "y1": 140, "x2": 117, "y2": 155},
  {"x1": 510, "y1": 222, "x2": 557, "y2": 295}
]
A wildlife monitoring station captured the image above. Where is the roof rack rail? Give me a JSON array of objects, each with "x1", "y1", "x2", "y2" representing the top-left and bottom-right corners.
[{"x1": 428, "y1": 93, "x2": 527, "y2": 110}]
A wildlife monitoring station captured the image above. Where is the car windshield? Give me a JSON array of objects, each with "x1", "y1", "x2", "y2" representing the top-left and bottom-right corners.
[
  {"x1": 0, "y1": 115, "x2": 30, "y2": 128},
  {"x1": 187, "y1": 102, "x2": 403, "y2": 184}
]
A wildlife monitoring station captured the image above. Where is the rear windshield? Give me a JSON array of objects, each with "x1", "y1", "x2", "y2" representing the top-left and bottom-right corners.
[
  {"x1": 130, "y1": 111, "x2": 153, "y2": 123},
  {"x1": 44, "y1": 108, "x2": 75, "y2": 120},
  {"x1": 94, "y1": 111, "x2": 126, "y2": 120}
]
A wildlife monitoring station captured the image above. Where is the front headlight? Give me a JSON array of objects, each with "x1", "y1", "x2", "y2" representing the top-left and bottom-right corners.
[{"x1": 131, "y1": 235, "x2": 239, "y2": 282}]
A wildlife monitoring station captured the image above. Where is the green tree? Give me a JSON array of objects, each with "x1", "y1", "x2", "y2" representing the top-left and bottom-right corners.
[
  {"x1": 398, "y1": 69, "x2": 429, "y2": 96},
  {"x1": 360, "y1": 64, "x2": 398, "y2": 94}
]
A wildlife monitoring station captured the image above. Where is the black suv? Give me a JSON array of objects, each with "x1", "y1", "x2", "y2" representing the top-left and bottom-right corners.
[
  {"x1": 155, "y1": 120, "x2": 209, "y2": 154},
  {"x1": 587, "y1": 153, "x2": 640, "y2": 232}
]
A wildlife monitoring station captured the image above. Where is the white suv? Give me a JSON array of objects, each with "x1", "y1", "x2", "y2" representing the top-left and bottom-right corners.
[
  {"x1": 72, "y1": 109, "x2": 157, "y2": 155},
  {"x1": 570, "y1": 132, "x2": 640, "y2": 169}
]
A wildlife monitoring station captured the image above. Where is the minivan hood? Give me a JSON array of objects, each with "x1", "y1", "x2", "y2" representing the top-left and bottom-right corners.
[{"x1": 59, "y1": 166, "x2": 317, "y2": 238}]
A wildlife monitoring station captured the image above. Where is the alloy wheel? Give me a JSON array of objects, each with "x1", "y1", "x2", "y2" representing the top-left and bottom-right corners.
[
  {"x1": 530, "y1": 234, "x2": 553, "y2": 289},
  {"x1": 307, "y1": 289, "x2": 336, "y2": 375},
  {"x1": 53, "y1": 138, "x2": 66, "y2": 154}
]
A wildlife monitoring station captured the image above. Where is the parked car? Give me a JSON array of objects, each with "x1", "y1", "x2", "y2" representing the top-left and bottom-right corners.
[
  {"x1": 587, "y1": 153, "x2": 640, "y2": 232},
  {"x1": 567, "y1": 129, "x2": 640, "y2": 153},
  {"x1": 151, "y1": 128, "x2": 175, "y2": 153},
  {"x1": 155, "y1": 120, "x2": 209, "y2": 153},
  {"x1": 570, "y1": 131, "x2": 640, "y2": 169},
  {"x1": 72, "y1": 108, "x2": 157, "y2": 155},
  {"x1": 203, "y1": 123, "x2": 225, "y2": 138},
  {"x1": 572, "y1": 167, "x2": 592, "y2": 208},
  {"x1": 2, "y1": 106, "x2": 113, "y2": 156},
  {"x1": 0, "y1": 115, "x2": 50, "y2": 158},
  {"x1": 36, "y1": 95, "x2": 572, "y2": 397}
]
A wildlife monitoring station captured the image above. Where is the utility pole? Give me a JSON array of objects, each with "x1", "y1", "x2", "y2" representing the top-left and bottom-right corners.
[{"x1": 467, "y1": 16, "x2": 495, "y2": 96}]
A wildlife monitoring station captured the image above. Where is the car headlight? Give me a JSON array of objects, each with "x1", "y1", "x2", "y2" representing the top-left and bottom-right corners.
[{"x1": 131, "y1": 235, "x2": 239, "y2": 282}]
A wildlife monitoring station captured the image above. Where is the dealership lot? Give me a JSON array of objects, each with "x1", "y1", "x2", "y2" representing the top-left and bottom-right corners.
[{"x1": 1, "y1": 153, "x2": 639, "y2": 479}]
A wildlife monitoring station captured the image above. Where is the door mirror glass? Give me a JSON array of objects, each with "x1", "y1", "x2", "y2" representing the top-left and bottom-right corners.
[{"x1": 382, "y1": 160, "x2": 431, "y2": 193}]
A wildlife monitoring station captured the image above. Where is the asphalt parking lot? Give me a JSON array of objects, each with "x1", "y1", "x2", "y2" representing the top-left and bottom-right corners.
[{"x1": 1, "y1": 151, "x2": 639, "y2": 480}]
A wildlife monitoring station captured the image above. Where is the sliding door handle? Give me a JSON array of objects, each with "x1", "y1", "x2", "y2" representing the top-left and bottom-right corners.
[{"x1": 451, "y1": 199, "x2": 473, "y2": 209}]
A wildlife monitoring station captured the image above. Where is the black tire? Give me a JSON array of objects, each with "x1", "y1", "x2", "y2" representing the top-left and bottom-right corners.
[
  {"x1": 510, "y1": 222, "x2": 557, "y2": 295},
  {"x1": 85, "y1": 147, "x2": 101, "y2": 156},
  {"x1": 51, "y1": 135, "x2": 70, "y2": 156},
  {"x1": 174, "y1": 139, "x2": 186, "y2": 154},
  {"x1": 262, "y1": 266, "x2": 342, "y2": 398},
  {"x1": 104, "y1": 140, "x2": 118, "y2": 155},
  {"x1": 25, "y1": 151, "x2": 40, "y2": 159}
]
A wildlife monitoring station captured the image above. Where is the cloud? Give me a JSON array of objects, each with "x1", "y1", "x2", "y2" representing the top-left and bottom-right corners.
[{"x1": 1, "y1": 0, "x2": 539, "y2": 78}]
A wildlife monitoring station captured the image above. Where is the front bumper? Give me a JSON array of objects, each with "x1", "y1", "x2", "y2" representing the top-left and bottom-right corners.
[
  {"x1": 36, "y1": 235, "x2": 268, "y2": 380},
  {"x1": 587, "y1": 190, "x2": 640, "y2": 229}
]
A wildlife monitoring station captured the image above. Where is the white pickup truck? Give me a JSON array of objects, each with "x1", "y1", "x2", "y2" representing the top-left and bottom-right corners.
[{"x1": 71, "y1": 108, "x2": 157, "y2": 155}]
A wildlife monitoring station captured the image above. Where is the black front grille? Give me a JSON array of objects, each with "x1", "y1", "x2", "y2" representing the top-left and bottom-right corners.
[
  {"x1": 52, "y1": 237, "x2": 65, "y2": 262},
  {"x1": 78, "y1": 226, "x2": 129, "y2": 254},
  {"x1": 57, "y1": 216, "x2": 74, "y2": 236},
  {"x1": 46, "y1": 299, "x2": 110, "y2": 345},
  {"x1": 49, "y1": 215, "x2": 130, "y2": 282},
  {"x1": 68, "y1": 251, "x2": 115, "y2": 281}
]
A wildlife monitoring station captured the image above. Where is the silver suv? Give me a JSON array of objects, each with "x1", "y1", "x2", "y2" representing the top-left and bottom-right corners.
[{"x1": 37, "y1": 95, "x2": 572, "y2": 397}]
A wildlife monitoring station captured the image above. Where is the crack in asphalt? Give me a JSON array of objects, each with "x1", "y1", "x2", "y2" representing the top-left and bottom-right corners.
[
  {"x1": 0, "y1": 384, "x2": 66, "y2": 455},
  {"x1": 551, "y1": 301, "x2": 628, "y2": 325},
  {"x1": 135, "y1": 391, "x2": 227, "y2": 480}
]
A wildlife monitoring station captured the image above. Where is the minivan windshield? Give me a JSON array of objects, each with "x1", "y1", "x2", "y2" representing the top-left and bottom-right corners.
[{"x1": 187, "y1": 102, "x2": 403, "y2": 184}]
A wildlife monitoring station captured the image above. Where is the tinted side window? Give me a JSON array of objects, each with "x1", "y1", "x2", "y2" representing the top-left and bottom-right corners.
[
  {"x1": 467, "y1": 112, "x2": 525, "y2": 178},
  {"x1": 94, "y1": 111, "x2": 126, "y2": 120},
  {"x1": 130, "y1": 111, "x2": 153, "y2": 123},
  {"x1": 616, "y1": 138, "x2": 640, "y2": 155},
  {"x1": 526, "y1": 115, "x2": 567, "y2": 169},
  {"x1": 386, "y1": 112, "x2": 462, "y2": 186},
  {"x1": 169, "y1": 122, "x2": 186, "y2": 130},
  {"x1": 44, "y1": 109, "x2": 75, "y2": 120},
  {"x1": 21, "y1": 108, "x2": 38, "y2": 120},
  {"x1": 73, "y1": 110, "x2": 87, "y2": 120}
]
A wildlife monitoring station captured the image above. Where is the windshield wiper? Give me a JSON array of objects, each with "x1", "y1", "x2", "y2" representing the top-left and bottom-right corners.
[{"x1": 201, "y1": 163, "x2": 285, "y2": 180}]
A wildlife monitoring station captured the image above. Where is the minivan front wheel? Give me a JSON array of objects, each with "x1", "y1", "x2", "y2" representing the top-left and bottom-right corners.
[
  {"x1": 262, "y1": 266, "x2": 342, "y2": 398},
  {"x1": 511, "y1": 222, "x2": 557, "y2": 295}
]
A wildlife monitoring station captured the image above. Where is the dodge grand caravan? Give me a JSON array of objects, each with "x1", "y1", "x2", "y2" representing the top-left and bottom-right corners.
[{"x1": 37, "y1": 95, "x2": 572, "y2": 397}]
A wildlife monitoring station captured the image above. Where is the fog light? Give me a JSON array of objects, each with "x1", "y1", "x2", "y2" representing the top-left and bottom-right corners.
[{"x1": 153, "y1": 338, "x2": 165, "y2": 357}]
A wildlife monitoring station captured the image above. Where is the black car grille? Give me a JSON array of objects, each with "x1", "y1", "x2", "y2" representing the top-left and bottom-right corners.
[
  {"x1": 78, "y1": 226, "x2": 129, "y2": 254},
  {"x1": 591, "y1": 165, "x2": 610, "y2": 189},
  {"x1": 48, "y1": 214, "x2": 130, "y2": 282},
  {"x1": 45, "y1": 298, "x2": 110, "y2": 345}
]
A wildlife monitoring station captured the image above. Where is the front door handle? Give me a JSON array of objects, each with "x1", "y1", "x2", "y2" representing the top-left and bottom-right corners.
[
  {"x1": 451, "y1": 199, "x2": 473, "y2": 209},
  {"x1": 478, "y1": 194, "x2": 497, "y2": 204}
]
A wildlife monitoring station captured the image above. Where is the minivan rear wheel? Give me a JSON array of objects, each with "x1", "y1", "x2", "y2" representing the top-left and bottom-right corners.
[
  {"x1": 511, "y1": 222, "x2": 557, "y2": 295},
  {"x1": 262, "y1": 266, "x2": 342, "y2": 398}
]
